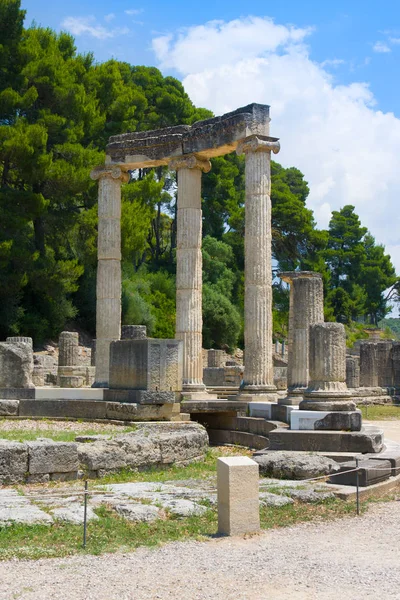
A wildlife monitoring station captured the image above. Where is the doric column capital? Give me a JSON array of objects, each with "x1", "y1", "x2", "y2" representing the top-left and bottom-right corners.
[
  {"x1": 169, "y1": 155, "x2": 211, "y2": 173},
  {"x1": 278, "y1": 271, "x2": 323, "y2": 284},
  {"x1": 236, "y1": 135, "x2": 280, "y2": 156},
  {"x1": 90, "y1": 165, "x2": 130, "y2": 183}
]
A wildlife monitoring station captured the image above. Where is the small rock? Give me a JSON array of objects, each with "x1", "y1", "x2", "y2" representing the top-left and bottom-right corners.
[
  {"x1": 161, "y1": 499, "x2": 207, "y2": 517},
  {"x1": 259, "y1": 492, "x2": 294, "y2": 507},
  {"x1": 114, "y1": 503, "x2": 161, "y2": 522},
  {"x1": 287, "y1": 490, "x2": 335, "y2": 503},
  {"x1": 254, "y1": 451, "x2": 340, "y2": 480},
  {"x1": 51, "y1": 505, "x2": 98, "y2": 524}
]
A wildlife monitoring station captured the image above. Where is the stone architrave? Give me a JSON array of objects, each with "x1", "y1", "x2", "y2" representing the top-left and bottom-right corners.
[
  {"x1": 301, "y1": 323, "x2": 356, "y2": 411},
  {"x1": 90, "y1": 166, "x2": 129, "y2": 387},
  {"x1": 6, "y1": 337, "x2": 33, "y2": 348},
  {"x1": 278, "y1": 272, "x2": 324, "y2": 405},
  {"x1": 169, "y1": 155, "x2": 212, "y2": 397},
  {"x1": 235, "y1": 135, "x2": 280, "y2": 401}
]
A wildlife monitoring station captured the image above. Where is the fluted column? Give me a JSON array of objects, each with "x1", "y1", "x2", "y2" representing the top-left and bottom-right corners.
[
  {"x1": 301, "y1": 323, "x2": 355, "y2": 411},
  {"x1": 90, "y1": 165, "x2": 129, "y2": 387},
  {"x1": 278, "y1": 272, "x2": 324, "y2": 404},
  {"x1": 237, "y1": 135, "x2": 280, "y2": 397},
  {"x1": 170, "y1": 155, "x2": 211, "y2": 392}
]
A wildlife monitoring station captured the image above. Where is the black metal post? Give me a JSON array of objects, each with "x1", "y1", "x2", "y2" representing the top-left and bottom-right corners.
[
  {"x1": 83, "y1": 480, "x2": 88, "y2": 548},
  {"x1": 356, "y1": 458, "x2": 360, "y2": 516}
]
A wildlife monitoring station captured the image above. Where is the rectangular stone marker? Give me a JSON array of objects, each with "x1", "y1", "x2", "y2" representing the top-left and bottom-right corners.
[{"x1": 217, "y1": 456, "x2": 260, "y2": 536}]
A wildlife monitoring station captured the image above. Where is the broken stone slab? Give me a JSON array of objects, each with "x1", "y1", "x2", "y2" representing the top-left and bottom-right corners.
[
  {"x1": 0, "y1": 342, "x2": 33, "y2": 388},
  {"x1": 253, "y1": 451, "x2": 340, "y2": 480},
  {"x1": 113, "y1": 503, "x2": 161, "y2": 522},
  {"x1": 0, "y1": 440, "x2": 28, "y2": 484},
  {"x1": 103, "y1": 390, "x2": 176, "y2": 404},
  {"x1": 161, "y1": 498, "x2": 207, "y2": 517},
  {"x1": 290, "y1": 410, "x2": 362, "y2": 431},
  {"x1": 0, "y1": 490, "x2": 53, "y2": 525},
  {"x1": 27, "y1": 440, "x2": 79, "y2": 474},
  {"x1": 51, "y1": 505, "x2": 98, "y2": 524},
  {"x1": 259, "y1": 492, "x2": 294, "y2": 507},
  {"x1": 268, "y1": 426, "x2": 384, "y2": 453},
  {"x1": 0, "y1": 399, "x2": 19, "y2": 416},
  {"x1": 330, "y1": 458, "x2": 392, "y2": 487}
]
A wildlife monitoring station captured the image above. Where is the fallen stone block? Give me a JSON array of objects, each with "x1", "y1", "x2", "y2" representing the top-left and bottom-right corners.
[
  {"x1": 0, "y1": 441, "x2": 28, "y2": 484},
  {"x1": 0, "y1": 342, "x2": 33, "y2": 388},
  {"x1": 27, "y1": 440, "x2": 79, "y2": 474},
  {"x1": 0, "y1": 399, "x2": 19, "y2": 416},
  {"x1": 330, "y1": 458, "x2": 392, "y2": 487},
  {"x1": 290, "y1": 410, "x2": 362, "y2": 431},
  {"x1": 253, "y1": 451, "x2": 340, "y2": 480},
  {"x1": 114, "y1": 503, "x2": 161, "y2": 522},
  {"x1": 268, "y1": 426, "x2": 384, "y2": 453}
]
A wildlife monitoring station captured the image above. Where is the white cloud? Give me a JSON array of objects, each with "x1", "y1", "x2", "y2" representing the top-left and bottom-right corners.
[
  {"x1": 389, "y1": 37, "x2": 400, "y2": 44},
  {"x1": 152, "y1": 16, "x2": 400, "y2": 272},
  {"x1": 373, "y1": 41, "x2": 391, "y2": 53},
  {"x1": 62, "y1": 16, "x2": 129, "y2": 40},
  {"x1": 125, "y1": 9, "x2": 144, "y2": 16},
  {"x1": 104, "y1": 13, "x2": 115, "y2": 23}
]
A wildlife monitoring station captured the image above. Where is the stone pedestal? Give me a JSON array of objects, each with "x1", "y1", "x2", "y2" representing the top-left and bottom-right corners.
[
  {"x1": 235, "y1": 135, "x2": 280, "y2": 402},
  {"x1": 104, "y1": 338, "x2": 183, "y2": 405},
  {"x1": 171, "y1": 155, "x2": 215, "y2": 400},
  {"x1": 90, "y1": 166, "x2": 129, "y2": 388},
  {"x1": 217, "y1": 456, "x2": 260, "y2": 536},
  {"x1": 300, "y1": 323, "x2": 356, "y2": 411},
  {"x1": 278, "y1": 272, "x2": 324, "y2": 405}
]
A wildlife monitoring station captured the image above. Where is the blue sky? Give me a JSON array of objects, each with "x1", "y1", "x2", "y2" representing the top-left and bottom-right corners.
[{"x1": 21, "y1": 0, "x2": 400, "y2": 272}]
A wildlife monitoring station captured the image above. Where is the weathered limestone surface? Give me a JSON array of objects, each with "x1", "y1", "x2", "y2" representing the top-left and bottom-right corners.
[
  {"x1": 360, "y1": 341, "x2": 394, "y2": 388},
  {"x1": 171, "y1": 155, "x2": 210, "y2": 392},
  {"x1": 108, "y1": 339, "x2": 183, "y2": 392},
  {"x1": 6, "y1": 337, "x2": 33, "y2": 348},
  {"x1": 58, "y1": 332, "x2": 79, "y2": 366},
  {"x1": 237, "y1": 135, "x2": 280, "y2": 398},
  {"x1": 301, "y1": 323, "x2": 356, "y2": 412},
  {"x1": 278, "y1": 272, "x2": 324, "y2": 404},
  {"x1": 217, "y1": 456, "x2": 260, "y2": 536},
  {"x1": 105, "y1": 104, "x2": 271, "y2": 168},
  {"x1": 27, "y1": 441, "x2": 79, "y2": 475},
  {"x1": 121, "y1": 325, "x2": 147, "y2": 340},
  {"x1": 78, "y1": 423, "x2": 208, "y2": 474},
  {"x1": 0, "y1": 441, "x2": 28, "y2": 484},
  {"x1": 346, "y1": 355, "x2": 360, "y2": 388},
  {"x1": 254, "y1": 451, "x2": 339, "y2": 480},
  {"x1": 90, "y1": 166, "x2": 129, "y2": 387},
  {"x1": 0, "y1": 342, "x2": 33, "y2": 388},
  {"x1": 208, "y1": 350, "x2": 225, "y2": 368},
  {"x1": 0, "y1": 399, "x2": 19, "y2": 416}
]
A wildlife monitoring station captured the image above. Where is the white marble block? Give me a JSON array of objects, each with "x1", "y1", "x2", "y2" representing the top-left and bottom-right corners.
[{"x1": 217, "y1": 456, "x2": 260, "y2": 536}]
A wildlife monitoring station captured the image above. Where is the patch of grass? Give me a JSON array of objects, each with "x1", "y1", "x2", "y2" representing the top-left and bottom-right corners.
[
  {"x1": 0, "y1": 427, "x2": 137, "y2": 443},
  {"x1": 0, "y1": 495, "x2": 370, "y2": 561},
  {"x1": 360, "y1": 404, "x2": 400, "y2": 420},
  {"x1": 98, "y1": 447, "x2": 252, "y2": 484}
]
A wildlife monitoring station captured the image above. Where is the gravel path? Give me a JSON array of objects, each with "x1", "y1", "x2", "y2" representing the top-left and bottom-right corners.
[{"x1": 1, "y1": 501, "x2": 400, "y2": 600}]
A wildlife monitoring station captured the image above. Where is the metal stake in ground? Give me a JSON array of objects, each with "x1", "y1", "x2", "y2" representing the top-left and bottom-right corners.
[
  {"x1": 83, "y1": 480, "x2": 88, "y2": 548},
  {"x1": 356, "y1": 458, "x2": 360, "y2": 516}
]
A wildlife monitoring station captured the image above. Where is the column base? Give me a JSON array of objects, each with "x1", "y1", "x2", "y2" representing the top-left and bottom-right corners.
[
  {"x1": 91, "y1": 381, "x2": 109, "y2": 389},
  {"x1": 278, "y1": 388, "x2": 305, "y2": 406},
  {"x1": 233, "y1": 392, "x2": 279, "y2": 404},
  {"x1": 300, "y1": 393, "x2": 357, "y2": 412},
  {"x1": 180, "y1": 384, "x2": 218, "y2": 401}
]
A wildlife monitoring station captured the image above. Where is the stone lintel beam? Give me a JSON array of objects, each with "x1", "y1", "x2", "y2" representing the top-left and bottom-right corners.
[{"x1": 105, "y1": 103, "x2": 271, "y2": 169}]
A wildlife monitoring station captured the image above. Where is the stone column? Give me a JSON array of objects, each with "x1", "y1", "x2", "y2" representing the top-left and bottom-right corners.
[
  {"x1": 278, "y1": 272, "x2": 324, "y2": 405},
  {"x1": 58, "y1": 332, "x2": 79, "y2": 367},
  {"x1": 359, "y1": 342, "x2": 379, "y2": 387},
  {"x1": 236, "y1": 135, "x2": 280, "y2": 400},
  {"x1": 90, "y1": 165, "x2": 129, "y2": 387},
  {"x1": 170, "y1": 155, "x2": 212, "y2": 397},
  {"x1": 301, "y1": 323, "x2": 355, "y2": 411},
  {"x1": 346, "y1": 355, "x2": 360, "y2": 389}
]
